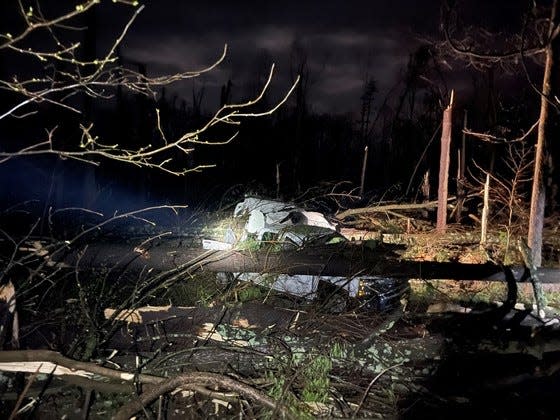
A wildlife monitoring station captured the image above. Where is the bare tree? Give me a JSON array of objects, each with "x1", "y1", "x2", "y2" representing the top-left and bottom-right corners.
[
  {"x1": 0, "y1": 1, "x2": 298, "y2": 176},
  {"x1": 359, "y1": 78, "x2": 377, "y2": 143},
  {"x1": 437, "y1": 0, "x2": 559, "y2": 266},
  {"x1": 0, "y1": 0, "x2": 300, "y2": 374},
  {"x1": 527, "y1": 1, "x2": 559, "y2": 267}
]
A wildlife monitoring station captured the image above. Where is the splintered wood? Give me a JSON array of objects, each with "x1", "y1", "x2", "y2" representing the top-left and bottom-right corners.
[{"x1": 436, "y1": 92, "x2": 453, "y2": 233}]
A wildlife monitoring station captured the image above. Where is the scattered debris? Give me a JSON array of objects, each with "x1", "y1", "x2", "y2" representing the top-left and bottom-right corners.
[{"x1": 203, "y1": 197, "x2": 409, "y2": 312}]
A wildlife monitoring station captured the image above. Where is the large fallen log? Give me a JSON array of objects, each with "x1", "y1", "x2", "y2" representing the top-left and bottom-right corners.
[
  {"x1": 57, "y1": 240, "x2": 559, "y2": 283},
  {"x1": 336, "y1": 199, "x2": 444, "y2": 219}
]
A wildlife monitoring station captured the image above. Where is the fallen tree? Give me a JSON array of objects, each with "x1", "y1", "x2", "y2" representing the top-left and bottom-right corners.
[
  {"x1": 55, "y1": 240, "x2": 559, "y2": 283},
  {"x1": 3, "y1": 233, "x2": 560, "y2": 418}
]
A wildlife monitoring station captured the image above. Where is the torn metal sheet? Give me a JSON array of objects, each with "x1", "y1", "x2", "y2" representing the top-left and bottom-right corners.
[
  {"x1": 204, "y1": 197, "x2": 409, "y2": 312},
  {"x1": 231, "y1": 197, "x2": 338, "y2": 242},
  {"x1": 219, "y1": 272, "x2": 359, "y2": 300}
]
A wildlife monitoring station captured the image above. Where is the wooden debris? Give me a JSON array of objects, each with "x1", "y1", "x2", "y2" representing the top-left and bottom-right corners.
[{"x1": 0, "y1": 280, "x2": 19, "y2": 349}]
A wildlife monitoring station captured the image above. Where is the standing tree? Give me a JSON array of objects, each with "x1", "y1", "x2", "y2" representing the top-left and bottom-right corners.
[
  {"x1": 528, "y1": 1, "x2": 559, "y2": 267},
  {"x1": 437, "y1": 0, "x2": 559, "y2": 266}
]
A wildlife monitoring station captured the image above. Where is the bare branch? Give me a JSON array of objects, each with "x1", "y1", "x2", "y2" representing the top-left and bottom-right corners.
[
  {"x1": 463, "y1": 119, "x2": 539, "y2": 144},
  {"x1": 0, "y1": 1, "x2": 99, "y2": 50},
  {"x1": 437, "y1": 0, "x2": 547, "y2": 72},
  {"x1": 1, "y1": 0, "x2": 297, "y2": 176},
  {"x1": 114, "y1": 371, "x2": 293, "y2": 420}
]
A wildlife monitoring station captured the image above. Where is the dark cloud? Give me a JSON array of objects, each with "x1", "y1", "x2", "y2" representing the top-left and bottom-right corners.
[
  {"x1": 98, "y1": 0, "x2": 524, "y2": 114},
  {"x1": 4, "y1": 0, "x2": 529, "y2": 114}
]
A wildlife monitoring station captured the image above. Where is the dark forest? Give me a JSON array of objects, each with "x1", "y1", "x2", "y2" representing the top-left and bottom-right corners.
[{"x1": 0, "y1": 1, "x2": 559, "y2": 418}]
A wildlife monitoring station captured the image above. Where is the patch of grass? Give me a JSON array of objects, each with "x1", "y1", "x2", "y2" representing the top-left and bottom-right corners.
[
  {"x1": 236, "y1": 283, "x2": 269, "y2": 302},
  {"x1": 263, "y1": 347, "x2": 335, "y2": 418},
  {"x1": 409, "y1": 279, "x2": 509, "y2": 309},
  {"x1": 545, "y1": 289, "x2": 560, "y2": 310},
  {"x1": 409, "y1": 279, "x2": 560, "y2": 312},
  {"x1": 300, "y1": 354, "x2": 332, "y2": 404},
  {"x1": 434, "y1": 249, "x2": 450, "y2": 263},
  {"x1": 330, "y1": 340, "x2": 348, "y2": 359},
  {"x1": 236, "y1": 234, "x2": 263, "y2": 251},
  {"x1": 265, "y1": 362, "x2": 310, "y2": 419},
  {"x1": 161, "y1": 272, "x2": 222, "y2": 306}
]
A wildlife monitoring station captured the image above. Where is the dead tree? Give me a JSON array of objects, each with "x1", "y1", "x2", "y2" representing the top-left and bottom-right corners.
[
  {"x1": 437, "y1": 92, "x2": 453, "y2": 232},
  {"x1": 437, "y1": 0, "x2": 560, "y2": 266},
  {"x1": 528, "y1": 1, "x2": 559, "y2": 266}
]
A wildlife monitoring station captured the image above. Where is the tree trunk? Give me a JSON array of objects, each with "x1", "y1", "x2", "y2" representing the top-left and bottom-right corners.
[
  {"x1": 360, "y1": 145, "x2": 368, "y2": 197},
  {"x1": 56, "y1": 241, "x2": 560, "y2": 283},
  {"x1": 480, "y1": 173, "x2": 490, "y2": 244},
  {"x1": 455, "y1": 110, "x2": 467, "y2": 222},
  {"x1": 437, "y1": 92, "x2": 453, "y2": 233},
  {"x1": 528, "y1": 0, "x2": 558, "y2": 267}
]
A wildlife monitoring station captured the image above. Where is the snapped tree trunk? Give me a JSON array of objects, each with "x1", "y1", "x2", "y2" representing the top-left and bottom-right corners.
[
  {"x1": 480, "y1": 173, "x2": 490, "y2": 245},
  {"x1": 437, "y1": 92, "x2": 453, "y2": 233},
  {"x1": 360, "y1": 145, "x2": 368, "y2": 197}
]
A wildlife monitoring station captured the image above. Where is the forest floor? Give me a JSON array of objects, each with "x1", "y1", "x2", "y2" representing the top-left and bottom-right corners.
[{"x1": 1, "y1": 205, "x2": 559, "y2": 419}]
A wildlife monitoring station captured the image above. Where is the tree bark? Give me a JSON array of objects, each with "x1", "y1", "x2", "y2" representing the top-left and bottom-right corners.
[
  {"x1": 437, "y1": 93, "x2": 453, "y2": 233},
  {"x1": 455, "y1": 110, "x2": 467, "y2": 222},
  {"x1": 480, "y1": 173, "x2": 490, "y2": 244},
  {"x1": 528, "y1": 0, "x2": 558, "y2": 267},
  {"x1": 57, "y1": 241, "x2": 560, "y2": 283},
  {"x1": 360, "y1": 145, "x2": 369, "y2": 197}
]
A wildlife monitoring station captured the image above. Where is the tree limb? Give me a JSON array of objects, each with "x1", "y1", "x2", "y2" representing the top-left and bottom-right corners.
[{"x1": 113, "y1": 372, "x2": 293, "y2": 420}]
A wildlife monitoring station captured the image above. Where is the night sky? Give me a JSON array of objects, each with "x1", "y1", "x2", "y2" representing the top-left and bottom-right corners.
[
  {"x1": 0, "y1": 0, "x2": 542, "y2": 212},
  {"x1": 99, "y1": 0, "x2": 527, "y2": 115},
  {"x1": 0, "y1": 0, "x2": 530, "y2": 119},
  {"x1": 127, "y1": 0, "x2": 438, "y2": 114}
]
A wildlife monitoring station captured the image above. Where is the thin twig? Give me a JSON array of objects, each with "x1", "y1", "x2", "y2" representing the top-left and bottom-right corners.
[
  {"x1": 8, "y1": 363, "x2": 43, "y2": 420},
  {"x1": 353, "y1": 363, "x2": 403, "y2": 417},
  {"x1": 114, "y1": 372, "x2": 294, "y2": 420}
]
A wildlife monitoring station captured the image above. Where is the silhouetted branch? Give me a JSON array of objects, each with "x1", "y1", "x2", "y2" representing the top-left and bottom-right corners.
[{"x1": 0, "y1": 1, "x2": 298, "y2": 176}]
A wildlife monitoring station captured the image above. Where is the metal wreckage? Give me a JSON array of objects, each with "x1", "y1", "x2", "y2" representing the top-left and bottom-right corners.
[{"x1": 202, "y1": 197, "x2": 410, "y2": 313}]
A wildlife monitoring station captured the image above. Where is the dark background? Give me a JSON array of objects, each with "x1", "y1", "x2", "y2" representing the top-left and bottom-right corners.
[{"x1": 0, "y1": 0, "x2": 557, "y2": 217}]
